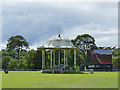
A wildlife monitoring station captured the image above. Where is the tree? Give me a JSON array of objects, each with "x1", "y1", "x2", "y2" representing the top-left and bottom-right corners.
[
  {"x1": 71, "y1": 34, "x2": 97, "y2": 63},
  {"x1": 76, "y1": 50, "x2": 86, "y2": 66},
  {"x1": 0, "y1": 58, "x2": 2, "y2": 69},
  {"x1": 24, "y1": 49, "x2": 35, "y2": 69},
  {"x1": 0, "y1": 49, "x2": 10, "y2": 58},
  {"x1": 24, "y1": 49, "x2": 42, "y2": 70},
  {"x1": 2, "y1": 56, "x2": 11, "y2": 69},
  {"x1": 112, "y1": 48, "x2": 120, "y2": 57},
  {"x1": 2, "y1": 56, "x2": 12, "y2": 69},
  {"x1": 72, "y1": 34, "x2": 96, "y2": 50},
  {"x1": 17, "y1": 59, "x2": 26, "y2": 69},
  {"x1": 8, "y1": 59, "x2": 17, "y2": 68},
  {"x1": 32, "y1": 50, "x2": 42, "y2": 70},
  {"x1": 6, "y1": 35, "x2": 29, "y2": 60},
  {"x1": 113, "y1": 57, "x2": 120, "y2": 70},
  {"x1": 112, "y1": 48, "x2": 120, "y2": 70}
]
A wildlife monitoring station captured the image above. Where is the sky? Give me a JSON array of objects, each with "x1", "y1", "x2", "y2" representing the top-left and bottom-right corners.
[{"x1": 1, "y1": 2, "x2": 118, "y2": 50}]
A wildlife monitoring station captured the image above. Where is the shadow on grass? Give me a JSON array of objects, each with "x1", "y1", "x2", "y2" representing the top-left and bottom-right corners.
[{"x1": 42, "y1": 71, "x2": 86, "y2": 74}]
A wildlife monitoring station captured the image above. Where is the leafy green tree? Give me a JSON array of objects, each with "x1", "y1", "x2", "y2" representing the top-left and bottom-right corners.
[
  {"x1": 113, "y1": 57, "x2": 120, "y2": 70},
  {"x1": 24, "y1": 49, "x2": 42, "y2": 70},
  {"x1": 2, "y1": 56, "x2": 12, "y2": 69},
  {"x1": 32, "y1": 50, "x2": 42, "y2": 69},
  {"x1": 0, "y1": 58, "x2": 2, "y2": 69},
  {"x1": 8, "y1": 59, "x2": 17, "y2": 68},
  {"x1": 68, "y1": 50, "x2": 74, "y2": 66},
  {"x1": 6, "y1": 35, "x2": 29, "y2": 60},
  {"x1": 20, "y1": 49, "x2": 27, "y2": 56},
  {"x1": 112, "y1": 48, "x2": 120, "y2": 70},
  {"x1": 112, "y1": 48, "x2": 120, "y2": 57},
  {"x1": 0, "y1": 49, "x2": 19, "y2": 59},
  {"x1": 71, "y1": 34, "x2": 96, "y2": 50},
  {"x1": 76, "y1": 50, "x2": 85, "y2": 66},
  {"x1": 17, "y1": 59, "x2": 26, "y2": 69},
  {"x1": 0, "y1": 49, "x2": 9, "y2": 58},
  {"x1": 71, "y1": 34, "x2": 97, "y2": 63},
  {"x1": 24, "y1": 49, "x2": 35, "y2": 69}
]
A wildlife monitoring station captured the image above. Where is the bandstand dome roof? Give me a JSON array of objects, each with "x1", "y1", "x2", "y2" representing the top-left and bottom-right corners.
[{"x1": 41, "y1": 34, "x2": 75, "y2": 48}]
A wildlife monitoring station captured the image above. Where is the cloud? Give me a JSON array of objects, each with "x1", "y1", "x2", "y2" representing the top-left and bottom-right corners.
[
  {"x1": 62, "y1": 23, "x2": 118, "y2": 46},
  {"x1": 2, "y1": 2, "x2": 118, "y2": 50},
  {"x1": 0, "y1": 42, "x2": 7, "y2": 50}
]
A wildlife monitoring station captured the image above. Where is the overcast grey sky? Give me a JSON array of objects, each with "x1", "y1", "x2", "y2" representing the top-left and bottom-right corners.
[{"x1": 1, "y1": 2, "x2": 118, "y2": 50}]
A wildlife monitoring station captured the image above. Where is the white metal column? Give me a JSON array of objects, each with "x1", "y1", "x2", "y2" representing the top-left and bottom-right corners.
[
  {"x1": 74, "y1": 50, "x2": 76, "y2": 70},
  {"x1": 50, "y1": 50, "x2": 52, "y2": 69},
  {"x1": 58, "y1": 50, "x2": 60, "y2": 65},
  {"x1": 53, "y1": 50, "x2": 55, "y2": 67},
  {"x1": 42, "y1": 50, "x2": 45, "y2": 70},
  {"x1": 64, "y1": 50, "x2": 66, "y2": 65}
]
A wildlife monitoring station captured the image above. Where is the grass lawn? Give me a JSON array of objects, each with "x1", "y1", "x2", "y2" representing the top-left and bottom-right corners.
[{"x1": 2, "y1": 71, "x2": 118, "y2": 88}]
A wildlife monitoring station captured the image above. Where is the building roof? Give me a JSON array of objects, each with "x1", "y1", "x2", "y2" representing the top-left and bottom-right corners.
[
  {"x1": 94, "y1": 50, "x2": 112, "y2": 55},
  {"x1": 39, "y1": 34, "x2": 76, "y2": 48}
]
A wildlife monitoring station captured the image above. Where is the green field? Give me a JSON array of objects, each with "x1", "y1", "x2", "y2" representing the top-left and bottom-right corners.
[{"x1": 2, "y1": 71, "x2": 118, "y2": 88}]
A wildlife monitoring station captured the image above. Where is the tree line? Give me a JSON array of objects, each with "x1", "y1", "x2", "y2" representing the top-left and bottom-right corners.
[{"x1": 0, "y1": 34, "x2": 120, "y2": 70}]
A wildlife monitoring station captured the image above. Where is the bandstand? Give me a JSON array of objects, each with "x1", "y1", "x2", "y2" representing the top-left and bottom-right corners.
[{"x1": 37, "y1": 33, "x2": 78, "y2": 72}]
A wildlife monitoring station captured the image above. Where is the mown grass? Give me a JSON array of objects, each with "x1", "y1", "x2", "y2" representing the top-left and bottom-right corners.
[{"x1": 2, "y1": 71, "x2": 118, "y2": 88}]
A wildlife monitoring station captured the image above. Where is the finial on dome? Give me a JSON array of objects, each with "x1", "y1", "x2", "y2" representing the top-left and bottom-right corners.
[
  {"x1": 58, "y1": 25, "x2": 61, "y2": 38},
  {"x1": 58, "y1": 33, "x2": 61, "y2": 38}
]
